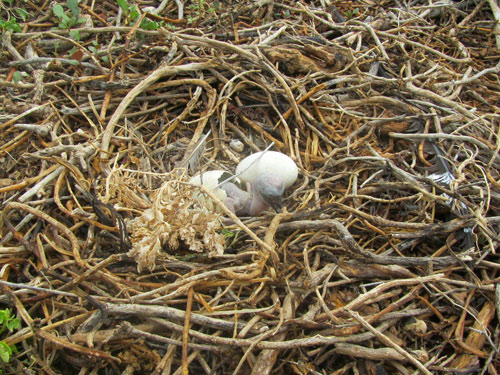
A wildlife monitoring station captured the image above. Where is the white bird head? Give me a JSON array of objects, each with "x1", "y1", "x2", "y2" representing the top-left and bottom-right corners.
[
  {"x1": 237, "y1": 151, "x2": 298, "y2": 215},
  {"x1": 252, "y1": 172, "x2": 285, "y2": 211}
]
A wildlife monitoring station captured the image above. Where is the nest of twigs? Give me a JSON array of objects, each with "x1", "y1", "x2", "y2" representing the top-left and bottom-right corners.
[{"x1": 1, "y1": 1, "x2": 500, "y2": 374}]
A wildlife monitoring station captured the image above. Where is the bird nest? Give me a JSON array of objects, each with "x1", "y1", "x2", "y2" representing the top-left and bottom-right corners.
[{"x1": 1, "y1": 1, "x2": 500, "y2": 374}]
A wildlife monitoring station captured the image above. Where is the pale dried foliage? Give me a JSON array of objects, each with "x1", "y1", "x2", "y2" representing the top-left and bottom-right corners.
[
  {"x1": 106, "y1": 170, "x2": 151, "y2": 210},
  {"x1": 123, "y1": 171, "x2": 226, "y2": 271}
]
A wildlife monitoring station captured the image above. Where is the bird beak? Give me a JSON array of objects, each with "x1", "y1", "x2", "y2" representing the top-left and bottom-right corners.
[{"x1": 266, "y1": 195, "x2": 282, "y2": 211}]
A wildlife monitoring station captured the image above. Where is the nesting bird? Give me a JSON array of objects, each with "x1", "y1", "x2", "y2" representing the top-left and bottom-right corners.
[
  {"x1": 236, "y1": 151, "x2": 298, "y2": 215},
  {"x1": 190, "y1": 151, "x2": 298, "y2": 216}
]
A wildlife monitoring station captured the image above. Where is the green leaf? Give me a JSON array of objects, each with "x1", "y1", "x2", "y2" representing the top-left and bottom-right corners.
[
  {"x1": 69, "y1": 29, "x2": 80, "y2": 41},
  {"x1": 0, "y1": 19, "x2": 22, "y2": 32},
  {"x1": 14, "y1": 8, "x2": 28, "y2": 21},
  {"x1": 0, "y1": 342, "x2": 12, "y2": 363},
  {"x1": 6, "y1": 318, "x2": 20, "y2": 332},
  {"x1": 0, "y1": 309, "x2": 9, "y2": 324},
  {"x1": 129, "y1": 5, "x2": 139, "y2": 20},
  {"x1": 67, "y1": 0, "x2": 80, "y2": 17},
  {"x1": 12, "y1": 71, "x2": 22, "y2": 84},
  {"x1": 140, "y1": 19, "x2": 159, "y2": 30},
  {"x1": 164, "y1": 22, "x2": 175, "y2": 30},
  {"x1": 221, "y1": 229, "x2": 235, "y2": 239},
  {"x1": 53, "y1": 3, "x2": 65, "y2": 19},
  {"x1": 117, "y1": 0, "x2": 129, "y2": 13},
  {"x1": 68, "y1": 59, "x2": 80, "y2": 66}
]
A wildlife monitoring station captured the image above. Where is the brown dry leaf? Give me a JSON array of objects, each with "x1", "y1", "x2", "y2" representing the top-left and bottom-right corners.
[{"x1": 126, "y1": 171, "x2": 225, "y2": 271}]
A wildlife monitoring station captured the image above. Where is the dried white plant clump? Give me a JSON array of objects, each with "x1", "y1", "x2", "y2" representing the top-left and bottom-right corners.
[{"x1": 126, "y1": 172, "x2": 226, "y2": 271}]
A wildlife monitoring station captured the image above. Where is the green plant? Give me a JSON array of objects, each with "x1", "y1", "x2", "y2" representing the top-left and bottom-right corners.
[
  {"x1": 52, "y1": 0, "x2": 85, "y2": 30},
  {"x1": 117, "y1": 0, "x2": 164, "y2": 30},
  {"x1": 0, "y1": 0, "x2": 28, "y2": 33},
  {"x1": 12, "y1": 70, "x2": 23, "y2": 83},
  {"x1": 221, "y1": 228, "x2": 240, "y2": 247},
  {"x1": 138, "y1": 17, "x2": 163, "y2": 30},
  {"x1": 0, "y1": 308, "x2": 20, "y2": 365},
  {"x1": 345, "y1": 8, "x2": 359, "y2": 19},
  {"x1": 116, "y1": 0, "x2": 129, "y2": 14},
  {"x1": 186, "y1": 0, "x2": 216, "y2": 25}
]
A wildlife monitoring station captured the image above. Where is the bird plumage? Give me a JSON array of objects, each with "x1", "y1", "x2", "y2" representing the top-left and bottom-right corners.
[
  {"x1": 190, "y1": 151, "x2": 298, "y2": 216},
  {"x1": 235, "y1": 151, "x2": 298, "y2": 189}
]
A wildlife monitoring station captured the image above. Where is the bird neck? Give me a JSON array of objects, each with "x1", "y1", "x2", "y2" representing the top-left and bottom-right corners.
[
  {"x1": 248, "y1": 194, "x2": 269, "y2": 216},
  {"x1": 246, "y1": 181, "x2": 270, "y2": 216}
]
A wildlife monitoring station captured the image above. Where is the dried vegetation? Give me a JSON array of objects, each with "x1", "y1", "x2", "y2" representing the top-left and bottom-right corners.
[{"x1": 1, "y1": 0, "x2": 500, "y2": 374}]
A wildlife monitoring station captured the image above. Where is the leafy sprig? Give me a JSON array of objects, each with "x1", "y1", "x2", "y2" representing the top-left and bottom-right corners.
[
  {"x1": 0, "y1": 0, "x2": 28, "y2": 33},
  {"x1": 0, "y1": 308, "x2": 20, "y2": 365}
]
